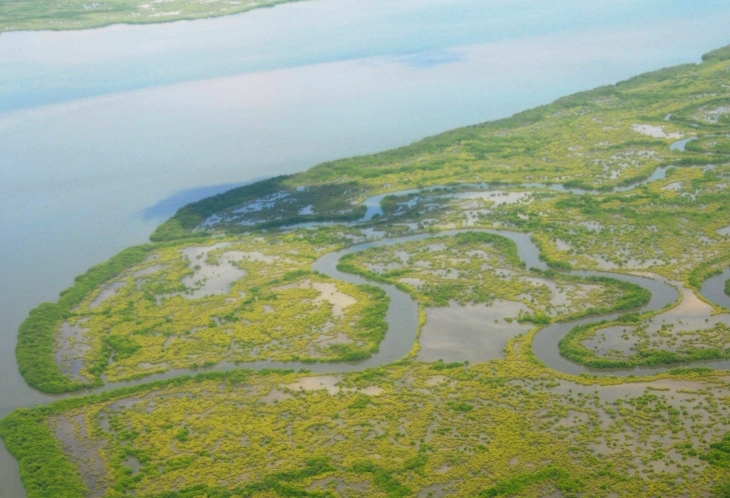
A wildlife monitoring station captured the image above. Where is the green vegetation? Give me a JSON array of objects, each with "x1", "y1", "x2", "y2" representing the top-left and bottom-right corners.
[
  {"x1": 145, "y1": 45, "x2": 730, "y2": 296},
  {"x1": 16, "y1": 244, "x2": 159, "y2": 393},
  {"x1": 36, "y1": 233, "x2": 389, "y2": 386},
  {"x1": 156, "y1": 46, "x2": 730, "y2": 270},
  {"x1": 6, "y1": 43, "x2": 730, "y2": 498},
  {"x1": 0, "y1": 409, "x2": 87, "y2": 497},
  {"x1": 703, "y1": 433, "x2": 730, "y2": 496},
  {"x1": 6, "y1": 362, "x2": 730, "y2": 497},
  {"x1": 481, "y1": 466, "x2": 582, "y2": 497},
  {"x1": 559, "y1": 283, "x2": 730, "y2": 369},
  {"x1": 152, "y1": 179, "x2": 366, "y2": 242},
  {"x1": 0, "y1": 0, "x2": 302, "y2": 33},
  {"x1": 726, "y1": 278, "x2": 730, "y2": 296},
  {"x1": 560, "y1": 320, "x2": 730, "y2": 369},
  {"x1": 689, "y1": 255, "x2": 730, "y2": 290},
  {"x1": 339, "y1": 232, "x2": 648, "y2": 321}
]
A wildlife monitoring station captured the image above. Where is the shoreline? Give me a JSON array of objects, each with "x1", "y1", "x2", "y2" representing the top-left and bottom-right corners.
[
  {"x1": 4, "y1": 35, "x2": 728, "y2": 494},
  {"x1": 0, "y1": 0, "x2": 304, "y2": 35}
]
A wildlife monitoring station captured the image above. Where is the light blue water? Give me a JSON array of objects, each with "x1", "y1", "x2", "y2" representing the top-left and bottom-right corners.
[
  {"x1": 2, "y1": 0, "x2": 730, "y2": 494},
  {"x1": 1, "y1": 0, "x2": 729, "y2": 113}
]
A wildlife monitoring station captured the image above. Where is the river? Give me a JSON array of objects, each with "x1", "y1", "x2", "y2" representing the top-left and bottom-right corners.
[{"x1": 3, "y1": 0, "x2": 730, "y2": 494}]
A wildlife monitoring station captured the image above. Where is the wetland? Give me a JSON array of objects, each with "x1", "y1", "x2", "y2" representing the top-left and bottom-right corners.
[{"x1": 5, "y1": 5, "x2": 730, "y2": 497}]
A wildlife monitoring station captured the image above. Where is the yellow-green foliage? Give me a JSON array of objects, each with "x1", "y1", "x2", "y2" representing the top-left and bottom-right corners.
[
  {"x1": 519, "y1": 164, "x2": 730, "y2": 281},
  {"x1": 341, "y1": 232, "x2": 636, "y2": 320},
  {"x1": 8, "y1": 43, "x2": 730, "y2": 498},
  {"x1": 63, "y1": 234, "x2": 387, "y2": 382},
  {"x1": 152, "y1": 51, "x2": 730, "y2": 287},
  {"x1": 181, "y1": 50, "x2": 729, "y2": 214},
  {"x1": 12, "y1": 362, "x2": 730, "y2": 497},
  {"x1": 561, "y1": 312, "x2": 730, "y2": 369}
]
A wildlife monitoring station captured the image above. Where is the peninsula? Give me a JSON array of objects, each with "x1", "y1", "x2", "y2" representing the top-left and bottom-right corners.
[{"x1": 3, "y1": 44, "x2": 730, "y2": 498}]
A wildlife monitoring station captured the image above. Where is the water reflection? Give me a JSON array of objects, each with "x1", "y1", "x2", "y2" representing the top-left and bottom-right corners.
[{"x1": 3, "y1": 0, "x2": 730, "y2": 112}]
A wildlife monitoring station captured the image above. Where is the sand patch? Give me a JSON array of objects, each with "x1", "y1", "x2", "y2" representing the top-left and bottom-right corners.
[
  {"x1": 631, "y1": 124, "x2": 684, "y2": 139},
  {"x1": 312, "y1": 282, "x2": 357, "y2": 317},
  {"x1": 283, "y1": 375, "x2": 383, "y2": 396},
  {"x1": 555, "y1": 239, "x2": 573, "y2": 251},
  {"x1": 585, "y1": 281, "x2": 730, "y2": 357},
  {"x1": 160, "y1": 244, "x2": 248, "y2": 301},
  {"x1": 274, "y1": 279, "x2": 357, "y2": 318},
  {"x1": 88, "y1": 281, "x2": 126, "y2": 310},
  {"x1": 424, "y1": 375, "x2": 449, "y2": 386},
  {"x1": 285, "y1": 375, "x2": 345, "y2": 394},
  {"x1": 667, "y1": 284, "x2": 715, "y2": 318},
  {"x1": 260, "y1": 388, "x2": 292, "y2": 404}
]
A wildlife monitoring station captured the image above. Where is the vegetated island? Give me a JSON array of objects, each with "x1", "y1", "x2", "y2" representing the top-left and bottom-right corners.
[
  {"x1": 4, "y1": 44, "x2": 730, "y2": 498},
  {"x1": 0, "y1": 0, "x2": 302, "y2": 33}
]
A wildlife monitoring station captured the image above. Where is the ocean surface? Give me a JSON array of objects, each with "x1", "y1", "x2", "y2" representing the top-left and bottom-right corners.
[{"x1": 2, "y1": 0, "x2": 730, "y2": 494}]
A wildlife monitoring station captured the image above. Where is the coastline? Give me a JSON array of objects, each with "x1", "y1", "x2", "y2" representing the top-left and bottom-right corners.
[
  {"x1": 4, "y1": 27, "x2": 728, "y2": 498},
  {"x1": 0, "y1": 0, "x2": 304, "y2": 34}
]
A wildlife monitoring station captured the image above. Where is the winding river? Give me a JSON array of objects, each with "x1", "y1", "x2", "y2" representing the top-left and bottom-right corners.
[
  {"x1": 4, "y1": 96, "x2": 730, "y2": 497},
  {"x1": 90, "y1": 225, "x2": 729, "y2": 397},
  {"x1": 2, "y1": 1, "x2": 730, "y2": 493},
  {"x1": 98, "y1": 150, "x2": 730, "y2": 388},
  {"x1": 94, "y1": 224, "x2": 721, "y2": 392}
]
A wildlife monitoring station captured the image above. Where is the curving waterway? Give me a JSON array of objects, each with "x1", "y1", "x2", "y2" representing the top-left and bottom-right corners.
[
  {"x1": 14, "y1": 140, "x2": 730, "y2": 395},
  {"x1": 4, "y1": 13, "x2": 730, "y2": 490},
  {"x1": 86, "y1": 225, "x2": 721, "y2": 393},
  {"x1": 2, "y1": 161, "x2": 729, "y2": 497},
  {"x1": 6, "y1": 221, "x2": 728, "y2": 496},
  {"x1": 96, "y1": 151, "x2": 730, "y2": 386}
]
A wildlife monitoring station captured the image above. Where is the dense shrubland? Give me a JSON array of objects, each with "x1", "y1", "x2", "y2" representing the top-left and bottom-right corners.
[
  {"x1": 19, "y1": 232, "x2": 391, "y2": 390},
  {"x1": 154, "y1": 46, "x2": 730, "y2": 246},
  {"x1": 5, "y1": 361, "x2": 730, "y2": 497},
  {"x1": 560, "y1": 320, "x2": 730, "y2": 369},
  {"x1": 339, "y1": 232, "x2": 648, "y2": 323},
  {"x1": 16, "y1": 244, "x2": 162, "y2": 393}
]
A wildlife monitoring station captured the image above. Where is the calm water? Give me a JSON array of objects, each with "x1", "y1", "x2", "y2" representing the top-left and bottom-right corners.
[
  {"x1": 2, "y1": 0, "x2": 730, "y2": 494},
  {"x1": 3, "y1": 0, "x2": 730, "y2": 113}
]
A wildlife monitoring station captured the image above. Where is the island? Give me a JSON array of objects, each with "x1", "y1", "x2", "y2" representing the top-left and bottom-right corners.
[
  {"x1": 3, "y1": 44, "x2": 730, "y2": 498},
  {"x1": 0, "y1": 0, "x2": 302, "y2": 32}
]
